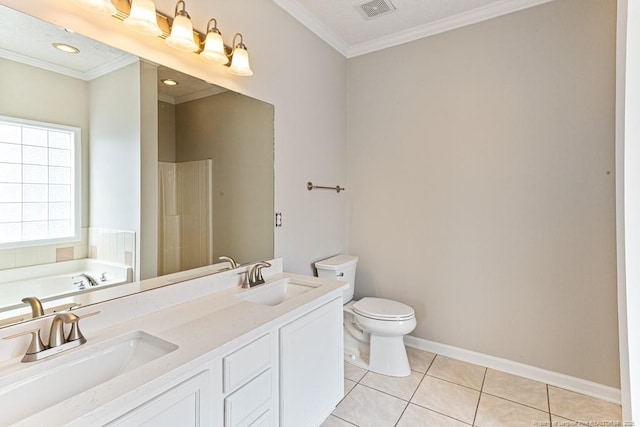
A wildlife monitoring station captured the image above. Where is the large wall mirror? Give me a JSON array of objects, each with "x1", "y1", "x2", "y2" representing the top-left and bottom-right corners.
[{"x1": 0, "y1": 4, "x2": 274, "y2": 328}]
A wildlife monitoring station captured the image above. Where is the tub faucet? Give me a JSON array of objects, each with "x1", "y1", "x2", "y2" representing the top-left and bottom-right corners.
[
  {"x1": 73, "y1": 273, "x2": 99, "y2": 287},
  {"x1": 21, "y1": 297, "x2": 44, "y2": 318},
  {"x1": 249, "y1": 261, "x2": 271, "y2": 287}
]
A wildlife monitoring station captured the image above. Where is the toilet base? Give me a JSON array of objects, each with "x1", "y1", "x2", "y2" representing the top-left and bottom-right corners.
[
  {"x1": 369, "y1": 334, "x2": 411, "y2": 377},
  {"x1": 343, "y1": 323, "x2": 412, "y2": 377}
]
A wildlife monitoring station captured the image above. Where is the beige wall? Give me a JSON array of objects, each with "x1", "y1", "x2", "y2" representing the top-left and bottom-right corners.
[
  {"x1": 347, "y1": 0, "x2": 618, "y2": 387},
  {"x1": 158, "y1": 101, "x2": 176, "y2": 163},
  {"x1": 2, "y1": 0, "x2": 348, "y2": 276},
  {"x1": 139, "y1": 61, "x2": 159, "y2": 280},
  {"x1": 175, "y1": 91, "x2": 274, "y2": 265},
  {"x1": 0, "y1": 58, "x2": 90, "y2": 228}
]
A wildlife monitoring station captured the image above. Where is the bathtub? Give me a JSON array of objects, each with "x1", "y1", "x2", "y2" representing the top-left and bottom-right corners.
[{"x1": 0, "y1": 259, "x2": 132, "y2": 324}]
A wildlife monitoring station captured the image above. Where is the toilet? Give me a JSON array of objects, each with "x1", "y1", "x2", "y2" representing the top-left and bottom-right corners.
[{"x1": 315, "y1": 255, "x2": 416, "y2": 377}]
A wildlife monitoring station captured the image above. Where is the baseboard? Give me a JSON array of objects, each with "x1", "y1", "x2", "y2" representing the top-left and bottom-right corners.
[{"x1": 404, "y1": 335, "x2": 621, "y2": 404}]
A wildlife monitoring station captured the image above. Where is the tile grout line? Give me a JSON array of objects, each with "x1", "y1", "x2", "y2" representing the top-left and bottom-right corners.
[
  {"x1": 424, "y1": 372, "x2": 484, "y2": 392},
  {"x1": 393, "y1": 353, "x2": 474, "y2": 427},
  {"x1": 471, "y1": 367, "x2": 488, "y2": 426},
  {"x1": 547, "y1": 384, "x2": 552, "y2": 424},
  {"x1": 481, "y1": 390, "x2": 553, "y2": 414},
  {"x1": 391, "y1": 358, "x2": 434, "y2": 427},
  {"x1": 330, "y1": 414, "x2": 359, "y2": 426}
]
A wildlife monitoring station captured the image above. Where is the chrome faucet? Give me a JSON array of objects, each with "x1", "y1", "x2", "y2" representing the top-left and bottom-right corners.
[
  {"x1": 73, "y1": 273, "x2": 99, "y2": 287},
  {"x1": 3, "y1": 311, "x2": 99, "y2": 362},
  {"x1": 219, "y1": 256, "x2": 238, "y2": 269},
  {"x1": 249, "y1": 261, "x2": 271, "y2": 287},
  {"x1": 22, "y1": 297, "x2": 44, "y2": 318}
]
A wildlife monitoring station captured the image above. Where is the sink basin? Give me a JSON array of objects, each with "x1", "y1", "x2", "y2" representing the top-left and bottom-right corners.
[
  {"x1": 236, "y1": 278, "x2": 320, "y2": 306},
  {"x1": 0, "y1": 331, "x2": 177, "y2": 424}
]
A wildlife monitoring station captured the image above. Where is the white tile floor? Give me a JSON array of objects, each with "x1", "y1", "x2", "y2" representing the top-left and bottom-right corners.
[{"x1": 322, "y1": 348, "x2": 623, "y2": 427}]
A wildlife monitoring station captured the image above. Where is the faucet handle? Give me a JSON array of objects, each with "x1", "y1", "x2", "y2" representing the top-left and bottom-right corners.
[
  {"x1": 238, "y1": 270, "x2": 251, "y2": 289},
  {"x1": 67, "y1": 311, "x2": 100, "y2": 343},
  {"x1": 249, "y1": 261, "x2": 272, "y2": 285},
  {"x1": 50, "y1": 311, "x2": 100, "y2": 347},
  {"x1": 4, "y1": 328, "x2": 47, "y2": 355}
]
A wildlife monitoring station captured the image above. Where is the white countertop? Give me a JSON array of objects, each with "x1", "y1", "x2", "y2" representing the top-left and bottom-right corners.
[{"x1": 0, "y1": 270, "x2": 347, "y2": 426}]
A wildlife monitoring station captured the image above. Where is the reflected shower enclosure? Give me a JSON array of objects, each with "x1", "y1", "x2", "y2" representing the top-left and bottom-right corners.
[{"x1": 158, "y1": 160, "x2": 213, "y2": 275}]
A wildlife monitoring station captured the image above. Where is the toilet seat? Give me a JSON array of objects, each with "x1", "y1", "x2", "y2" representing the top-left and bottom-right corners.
[{"x1": 352, "y1": 297, "x2": 415, "y2": 321}]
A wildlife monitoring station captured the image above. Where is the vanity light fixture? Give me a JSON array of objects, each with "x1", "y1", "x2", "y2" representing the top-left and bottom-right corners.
[
  {"x1": 228, "y1": 33, "x2": 253, "y2": 77},
  {"x1": 72, "y1": 0, "x2": 116, "y2": 15},
  {"x1": 165, "y1": 1, "x2": 198, "y2": 52},
  {"x1": 72, "y1": 0, "x2": 255, "y2": 76},
  {"x1": 124, "y1": 0, "x2": 162, "y2": 36},
  {"x1": 52, "y1": 43, "x2": 80, "y2": 54},
  {"x1": 200, "y1": 18, "x2": 227, "y2": 64}
]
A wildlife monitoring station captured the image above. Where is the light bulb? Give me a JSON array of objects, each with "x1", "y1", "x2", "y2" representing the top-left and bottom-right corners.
[
  {"x1": 166, "y1": 14, "x2": 198, "y2": 52},
  {"x1": 124, "y1": 0, "x2": 162, "y2": 37},
  {"x1": 200, "y1": 29, "x2": 227, "y2": 64},
  {"x1": 229, "y1": 44, "x2": 253, "y2": 76}
]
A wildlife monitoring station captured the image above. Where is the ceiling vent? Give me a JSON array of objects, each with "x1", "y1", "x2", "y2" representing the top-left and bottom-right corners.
[{"x1": 355, "y1": 0, "x2": 396, "y2": 20}]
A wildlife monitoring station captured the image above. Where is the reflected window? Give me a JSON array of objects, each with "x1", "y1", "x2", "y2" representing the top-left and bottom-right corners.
[{"x1": 0, "y1": 116, "x2": 80, "y2": 248}]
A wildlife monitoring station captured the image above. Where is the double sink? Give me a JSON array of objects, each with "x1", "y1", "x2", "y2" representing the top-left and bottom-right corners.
[{"x1": 0, "y1": 276, "x2": 321, "y2": 424}]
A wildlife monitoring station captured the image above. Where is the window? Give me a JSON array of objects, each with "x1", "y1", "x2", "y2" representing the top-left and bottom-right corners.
[{"x1": 0, "y1": 116, "x2": 80, "y2": 248}]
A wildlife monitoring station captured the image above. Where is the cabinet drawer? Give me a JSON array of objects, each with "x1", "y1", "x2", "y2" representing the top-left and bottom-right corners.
[
  {"x1": 223, "y1": 333, "x2": 271, "y2": 392},
  {"x1": 224, "y1": 369, "x2": 271, "y2": 427}
]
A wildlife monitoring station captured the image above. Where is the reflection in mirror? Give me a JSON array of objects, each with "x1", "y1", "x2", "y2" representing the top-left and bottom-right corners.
[{"x1": 0, "y1": 5, "x2": 274, "y2": 328}]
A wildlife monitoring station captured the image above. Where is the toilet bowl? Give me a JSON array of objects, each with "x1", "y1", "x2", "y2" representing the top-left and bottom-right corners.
[{"x1": 315, "y1": 255, "x2": 416, "y2": 377}]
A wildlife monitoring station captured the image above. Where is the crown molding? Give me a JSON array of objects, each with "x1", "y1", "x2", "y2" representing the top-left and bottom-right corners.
[
  {"x1": 273, "y1": 0, "x2": 554, "y2": 59},
  {"x1": 158, "y1": 87, "x2": 228, "y2": 105},
  {"x1": 0, "y1": 47, "x2": 87, "y2": 80},
  {"x1": 272, "y1": 0, "x2": 350, "y2": 56},
  {"x1": 84, "y1": 54, "x2": 139, "y2": 80},
  {"x1": 347, "y1": 0, "x2": 554, "y2": 57},
  {"x1": 0, "y1": 47, "x2": 138, "y2": 81}
]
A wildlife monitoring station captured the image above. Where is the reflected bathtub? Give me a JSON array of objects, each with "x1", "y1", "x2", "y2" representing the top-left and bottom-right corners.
[{"x1": 0, "y1": 259, "x2": 132, "y2": 324}]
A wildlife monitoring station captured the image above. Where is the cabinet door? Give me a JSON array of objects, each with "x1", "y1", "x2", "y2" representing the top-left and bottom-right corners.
[
  {"x1": 107, "y1": 370, "x2": 212, "y2": 427},
  {"x1": 279, "y1": 298, "x2": 343, "y2": 426}
]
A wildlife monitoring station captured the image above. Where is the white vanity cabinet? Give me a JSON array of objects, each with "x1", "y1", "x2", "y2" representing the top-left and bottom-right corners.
[
  {"x1": 221, "y1": 332, "x2": 278, "y2": 426},
  {"x1": 106, "y1": 370, "x2": 213, "y2": 426},
  {"x1": 106, "y1": 332, "x2": 278, "y2": 427},
  {"x1": 279, "y1": 297, "x2": 344, "y2": 426},
  {"x1": 86, "y1": 292, "x2": 343, "y2": 427}
]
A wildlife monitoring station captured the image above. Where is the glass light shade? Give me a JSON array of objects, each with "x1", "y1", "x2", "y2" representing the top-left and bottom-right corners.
[
  {"x1": 124, "y1": 0, "x2": 162, "y2": 37},
  {"x1": 166, "y1": 14, "x2": 198, "y2": 52},
  {"x1": 200, "y1": 31, "x2": 227, "y2": 64},
  {"x1": 228, "y1": 46, "x2": 253, "y2": 76},
  {"x1": 72, "y1": 0, "x2": 116, "y2": 15}
]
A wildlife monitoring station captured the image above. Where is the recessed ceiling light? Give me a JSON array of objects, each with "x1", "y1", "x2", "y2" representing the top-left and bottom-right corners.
[
  {"x1": 52, "y1": 43, "x2": 80, "y2": 54},
  {"x1": 161, "y1": 78, "x2": 179, "y2": 86}
]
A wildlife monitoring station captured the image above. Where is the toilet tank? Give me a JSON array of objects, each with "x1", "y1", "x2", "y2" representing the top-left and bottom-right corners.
[{"x1": 315, "y1": 255, "x2": 359, "y2": 303}]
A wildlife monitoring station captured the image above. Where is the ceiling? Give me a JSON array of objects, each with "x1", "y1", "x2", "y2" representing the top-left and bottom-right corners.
[
  {"x1": 273, "y1": 0, "x2": 554, "y2": 57},
  {"x1": 0, "y1": 5, "x2": 223, "y2": 102},
  {"x1": 0, "y1": 1, "x2": 555, "y2": 80},
  {"x1": 0, "y1": 5, "x2": 136, "y2": 80}
]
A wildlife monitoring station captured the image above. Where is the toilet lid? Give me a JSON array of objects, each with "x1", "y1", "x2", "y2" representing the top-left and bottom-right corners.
[{"x1": 352, "y1": 297, "x2": 415, "y2": 321}]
